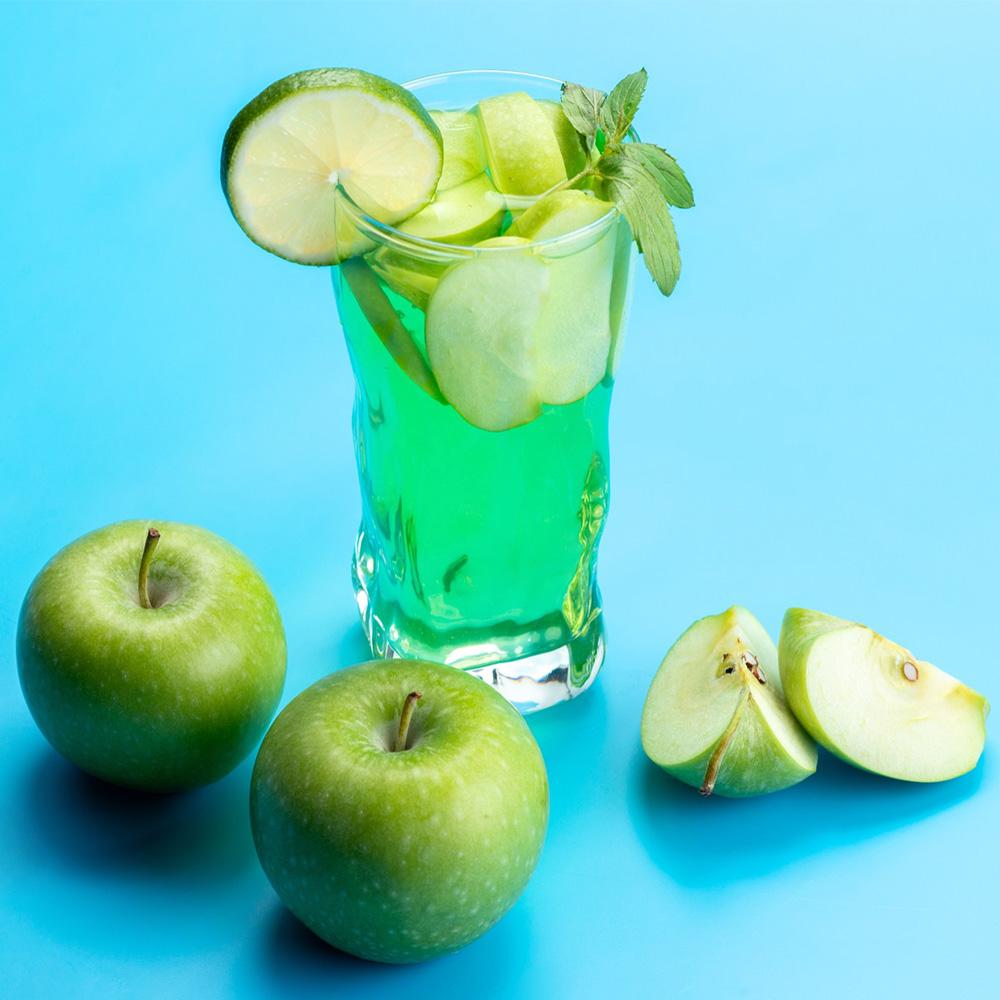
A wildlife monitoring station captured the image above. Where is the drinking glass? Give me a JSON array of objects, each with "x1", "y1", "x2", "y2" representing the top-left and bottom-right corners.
[{"x1": 332, "y1": 70, "x2": 634, "y2": 711}]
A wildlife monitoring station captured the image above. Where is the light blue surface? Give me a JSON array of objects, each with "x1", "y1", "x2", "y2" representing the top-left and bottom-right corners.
[{"x1": 2, "y1": 2, "x2": 998, "y2": 997}]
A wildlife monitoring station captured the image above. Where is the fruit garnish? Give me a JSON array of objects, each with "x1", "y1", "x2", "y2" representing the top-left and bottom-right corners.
[
  {"x1": 779, "y1": 608, "x2": 989, "y2": 782},
  {"x1": 222, "y1": 68, "x2": 443, "y2": 264},
  {"x1": 425, "y1": 193, "x2": 616, "y2": 431},
  {"x1": 477, "y1": 91, "x2": 568, "y2": 196},
  {"x1": 429, "y1": 109, "x2": 487, "y2": 190},
  {"x1": 641, "y1": 607, "x2": 818, "y2": 797}
]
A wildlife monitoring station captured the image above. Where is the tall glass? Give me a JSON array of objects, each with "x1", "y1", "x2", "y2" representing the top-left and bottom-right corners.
[{"x1": 332, "y1": 71, "x2": 634, "y2": 712}]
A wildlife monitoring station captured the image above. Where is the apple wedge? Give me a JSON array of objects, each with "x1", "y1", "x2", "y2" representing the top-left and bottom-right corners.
[
  {"x1": 641, "y1": 606, "x2": 818, "y2": 797},
  {"x1": 429, "y1": 109, "x2": 487, "y2": 191},
  {"x1": 779, "y1": 608, "x2": 989, "y2": 782}
]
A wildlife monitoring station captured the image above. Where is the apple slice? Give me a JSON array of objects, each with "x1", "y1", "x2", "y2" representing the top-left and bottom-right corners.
[
  {"x1": 642, "y1": 607, "x2": 818, "y2": 797},
  {"x1": 426, "y1": 237, "x2": 549, "y2": 431},
  {"x1": 537, "y1": 99, "x2": 588, "y2": 175},
  {"x1": 779, "y1": 608, "x2": 989, "y2": 782},
  {"x1": 477, "y1": 92, "x2": 567, "y2": 195},
  {"x1": 369, "y1": 174, "x2": 505, "y2": 308},
  {"x1": 395, "y1": 173, "x2": 505, "y2": 245},
  {"x1": 429, "y1": 109, "x2": 487, "y2": 191},
  {"x1": 510, "y1": 190, "x2": 616, "y2": 405}
]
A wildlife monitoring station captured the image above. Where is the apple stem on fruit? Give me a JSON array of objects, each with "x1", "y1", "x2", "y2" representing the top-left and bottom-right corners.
[
  {"x1": 393, "y1": 691, "x2": 422, "y2": 752},
  {"x1": 138, "y1": 527, "x2": 161, "y2": 609},
  {"x1": 700, "y1": 689, "x2": 749, "y2": 796}
]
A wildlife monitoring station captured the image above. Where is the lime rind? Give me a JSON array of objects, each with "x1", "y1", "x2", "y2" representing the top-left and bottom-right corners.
[{"x1": 222, "y1": 68, "x2": 443, "y2": 265}]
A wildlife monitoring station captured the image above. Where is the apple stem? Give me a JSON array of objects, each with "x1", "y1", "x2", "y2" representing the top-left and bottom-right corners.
[
  {"x1": 393, "y1": 691, "x2": 422, "y2": 752},
  {"x1": 700, "y1": 689, "x2": 749, "y2": 797},
  {"x1": 138, "y1": 527, "x2": 161, "y2": 609}
]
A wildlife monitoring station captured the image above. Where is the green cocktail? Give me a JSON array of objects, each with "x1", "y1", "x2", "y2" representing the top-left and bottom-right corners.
[
  {"x1": 221, "y1": 66, "x2": 691, "y2": 711},
  {"x1": 330, "y1": 72, "x2": 632, "y2": 711}
]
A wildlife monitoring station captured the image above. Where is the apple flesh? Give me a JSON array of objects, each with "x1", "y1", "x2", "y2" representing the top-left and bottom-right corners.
[
  {"x1": 477, "y1": 91, "x2": 567, "y2": 195},
  {"x1": 429, "y1": 109, "x2": 487, "y2": 191},
  {"x1": 425, "y1": 192, "x2": 616, "y2": 431},
  {"x1": 779, "y1": 608, "x2": 989, "y2": 782},
  {"x1": 250, "y1": 659, "x2": 548, "y2": 964},
  {"x1": 642, "y1": 606, "x2": 818, "y2": 797},
  {"x1": 17, "y1": 520, "x2": 286, "y2": 791}
]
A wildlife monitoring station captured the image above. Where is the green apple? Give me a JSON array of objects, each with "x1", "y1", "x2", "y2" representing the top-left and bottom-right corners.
[
  {"x1": 395, "y1": 173, "x2": 505, "y2": 244},
  {"x1": 477, "y1": 91, "x2": 567, "y2": 195},
  {"x1": 369, "y1": 174, "x2": 505, "y2": 308},
  {"x1": 537, "y1": 99, "x2": 589, "y2": 175},
  {"x1": 426, "y1": 193, "x2": 618, "y2": 431},
  {"x1": 779, "y1": 608, "x2": 989, "y2": 782},
  {"x1": 251, "y1": 659, "x2": 548, "y2": 964},
  {"x1": 429, "y1": 109, "x2": 487, "y2": 191},
  {"x1": 641, "y1": 607, "x2": 818, "y2": 797},
  {"x1": 17, "y1": 521, "x2": 286, "y2": 791}
]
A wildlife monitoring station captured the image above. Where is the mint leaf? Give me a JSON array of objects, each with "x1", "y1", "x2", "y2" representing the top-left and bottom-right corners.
[
  {"x1": 598, "y1": 149, "x2": 681, "y2": 295},
  {"x1": 560, "y1": 81, "x2": 605, "y2": 150},
  {"x1": 620, "y1": 143, "x2": 694, "y2": 209},
  {"x1": 599, "y1": 68, "x2": 647, "y2": 145}
]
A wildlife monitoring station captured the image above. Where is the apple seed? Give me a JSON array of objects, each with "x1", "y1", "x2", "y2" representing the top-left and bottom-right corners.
[{"x1": 902, "y1": 661, "x2": 919, "y2": 682}]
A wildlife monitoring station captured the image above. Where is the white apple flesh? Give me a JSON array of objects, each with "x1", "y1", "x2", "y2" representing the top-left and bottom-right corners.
[
  {"x1": 641, "y1": 606, "x2": 818, "y2": 797},
  {"x1": 779, "y1": 608, "x2": 989, "y2": 782}
]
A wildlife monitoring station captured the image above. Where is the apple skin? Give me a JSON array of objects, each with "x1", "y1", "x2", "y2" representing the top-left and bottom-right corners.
[
  {"x1": 250, "y1": 659, "x2": 548, "y2": 964},
  {"x1": 17, "y1": 520, "x2": 286, "y2": 791}
]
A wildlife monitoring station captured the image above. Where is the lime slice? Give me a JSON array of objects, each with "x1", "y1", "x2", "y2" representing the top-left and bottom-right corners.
[
  {"x1": 222, "y1": 68, "x2": 443, "y2": 265},
  {"x1": 426, "y1": 239, "x2": 549, "y2": 431},
  {"x1": 429, "y1": 110, "x2": 487, "y2": 191},
  {"x1": 537, "y1": 100, "x2": 588, "y2": 176},
  {"x1": 477, "y1": 92, "x2": 567, "y2": 196}
]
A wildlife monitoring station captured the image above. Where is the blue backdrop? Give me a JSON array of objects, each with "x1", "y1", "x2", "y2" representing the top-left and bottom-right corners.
[{"x1": 2, "y1": 2, "x2": 997, "y2": 997}]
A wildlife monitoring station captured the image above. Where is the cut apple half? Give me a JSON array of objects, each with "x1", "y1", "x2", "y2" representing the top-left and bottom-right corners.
[
  {"x1": 779, "y1": 608, "x2": 989, "y2": 782},
  {"x1": 642, "y1": 606, "x2": 818, "y2": 797}
]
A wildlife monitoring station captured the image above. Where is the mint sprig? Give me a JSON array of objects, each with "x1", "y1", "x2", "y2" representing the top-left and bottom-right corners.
[{"x1": 559, "y1": 69, "x2": 694, "y2": 296}]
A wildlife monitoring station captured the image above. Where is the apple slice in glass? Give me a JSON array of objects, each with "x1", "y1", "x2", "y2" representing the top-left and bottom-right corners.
[
  {"x1": 779, "y1": 608, "x2": 989, "y2": 782},
  {"x1": 641, "y1": 606, "x2": 818, "y2": 797}
]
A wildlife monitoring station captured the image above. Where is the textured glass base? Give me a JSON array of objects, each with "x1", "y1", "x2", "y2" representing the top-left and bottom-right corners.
[{"x1": 352, "y1": 530, "x2": 604, "y2": 714}]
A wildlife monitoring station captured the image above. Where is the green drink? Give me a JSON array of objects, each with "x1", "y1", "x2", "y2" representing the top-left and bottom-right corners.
[
  {"x1": 221, "y1": 67, "x2": 691, "y2": 711},
  {"x1": 328, "y1": 72, "x2": 633, "y2": 710}
]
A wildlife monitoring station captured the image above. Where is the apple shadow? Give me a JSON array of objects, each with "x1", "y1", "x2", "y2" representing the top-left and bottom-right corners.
[
  {"x1": 251, "y1": 897, "x2": 532, "y2": 997},
  {"x1": 628, "y1": 745, "x2": 987, "y2": 887},
  {"x1": 17, "y1": 748, "x2": 258, "y2": 885}
]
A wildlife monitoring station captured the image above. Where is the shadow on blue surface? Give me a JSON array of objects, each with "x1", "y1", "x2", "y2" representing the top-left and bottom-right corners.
[
  {"x1": 629, "y1": 746, "x2": 986, "y2": 887},
  {"x1": 19, "y1": 749, "x2": 257, "y2": 883},
  {"x1": 251, "y1": 894, "x2": 532, "y2": 995}
]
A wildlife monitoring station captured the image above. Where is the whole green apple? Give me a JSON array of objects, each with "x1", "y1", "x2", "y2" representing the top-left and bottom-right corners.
[
  {"x1": 250, "y1": 659, "x2": 549, "y2": 964},
  {"x1": 17, "y1": 520, "x2": 286, "y2": 791}
]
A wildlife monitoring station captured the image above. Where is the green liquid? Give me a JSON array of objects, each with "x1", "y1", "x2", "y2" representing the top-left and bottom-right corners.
[{"x1": 334, "y1": 269, "x2": 613, "y2": 675}]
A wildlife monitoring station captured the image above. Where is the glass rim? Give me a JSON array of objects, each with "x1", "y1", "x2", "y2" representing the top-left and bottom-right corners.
[{"x1": 334, "y1": 69, "x2": 626, "y2": 261}]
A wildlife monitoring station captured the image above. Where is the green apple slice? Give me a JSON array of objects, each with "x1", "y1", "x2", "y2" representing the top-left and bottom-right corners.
[
  {"x1": 642, "y1": 607, "x2": 818, "y2": 797},
  {"x1": 477, "y1": 92, "x2": 567, "y2": 196},
  {"x1": 537, "y1": 99, "x2": 588, "y2": 175},
  {"x1": 426, "y1": 238, "x2": 549, "y2": 431},
  {"x1": 429, "y1": 109, "x2": 487, "y2": 191},
  {"x1": 222, "y1": 68, "x2": 443, "y2": 264},
  {"x1": 340, "y1": 258, "x2": 444, "y2": 402},
  {"x1": 510, "y1": 190, "x2": 616, "y2": 404},
  {"x1": 369, "y1": 174, "x2": 505, "y2": 307},
  {"x1": 396, "y1": 173, "x2": 505, "y2": 244},
  {"x1": 779, "y1": 608, "x2": 989, "y2": 782}
]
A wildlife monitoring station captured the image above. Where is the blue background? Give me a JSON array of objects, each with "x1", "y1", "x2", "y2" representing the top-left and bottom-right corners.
[{"x1": 2, "y1": 1, "x2": 998, "y2": 997}]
